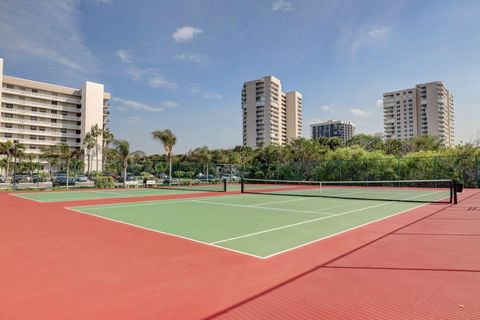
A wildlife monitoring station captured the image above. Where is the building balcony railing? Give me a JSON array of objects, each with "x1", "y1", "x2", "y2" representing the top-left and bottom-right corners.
[
  {"x1": 0, "y1": 127, "x2": 79, "y2": 138},
  {"x1": 0, "y1": 117, "x2": 80, "y2": 129},
  {"x1": 2, "y1": 97, "x2": 79, "y2": 113},
  {"x1": 2, "y1": 87, "x2": 81, "y2": 104},
  {"x1": 1, "y1": 107, "x2": 79, "y2": 121},
  {"x1": 0, "y1": 137, "x2": 81, "y2": 147}
]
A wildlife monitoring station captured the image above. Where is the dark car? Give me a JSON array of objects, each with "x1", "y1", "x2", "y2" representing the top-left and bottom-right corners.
[
  {"x1": 52, "y1": 175, "x2": 75, "y2": 187},
  {"x1": 13, "y1": 174, "x2": 32, "y2": 183},
  {"x1": 32, "y1": 174, "x2": 47, "y2": 183}
]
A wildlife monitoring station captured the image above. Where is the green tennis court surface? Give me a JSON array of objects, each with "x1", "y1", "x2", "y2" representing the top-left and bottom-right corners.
[
  {"x1": 10, "y1": 183, "x2": 285, "y2": 203},
  {"x1": 12, "y1": 187, "x2": 222, "y2": 203},
  {"x1": 69, "y1": 190, "x2": 449, "y2": 258}
]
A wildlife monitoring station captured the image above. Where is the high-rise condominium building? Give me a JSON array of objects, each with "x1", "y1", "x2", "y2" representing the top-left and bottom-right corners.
[
  {"x1": 242, "y1": 75, "x2": 302, "y2": 147},
  {"x1": 383, "y1": 81, "x2": 454, "y2": 146},
  {"x1": 0, "y1": 58, "x2": 110, "y2": 170},
  {"x1": 310, "y1": 120, "x2": 355, "y2": 143}
]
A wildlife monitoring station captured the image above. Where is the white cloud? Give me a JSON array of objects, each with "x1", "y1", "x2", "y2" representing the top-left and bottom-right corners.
[
  {"x1": 272, "y1": 0, "x2": 294, "y2": 12},
  {"x1": 0, "y1": 0, "x2": 96, "y2": 73},
  {"x1": 174, "y1": 53, "x2": 208, "y2": 63},
  {"x1": 190, "y1": 84, "x2": 223, "y2": 100},
  {"x1": 172, "y1": 26, "x2": 203, "y2": 42},
  {"x1": 321, "y1": 105, "x2": 332, "y2": 111},
  {"x1": 368, "y1": 26, "x2": 389, "y2": 38},
  {"x1": 376, "y1": 99, "x2": 383, "y2": 108},
  {"x1": 89, "y1": 0, "x2": 112, "y2": 5},
  {"x1": 203, "y1": 92, "x2": 223, "y2": 100},
  {"x1": 117, "y1": 49, "x2": 176, "y2": 89},
  {"x1": 113, "y1": 97, "x2": 178, "y2": 113},
  {"x1": 149, "y1": 75, "x2": 177, "y2": 90},
  {"x1": 117, "y1": 49, "x2": 131, "y2": 63},
  {"x1": 350, "y1": 108, "x2": 369, "y2": 117}
]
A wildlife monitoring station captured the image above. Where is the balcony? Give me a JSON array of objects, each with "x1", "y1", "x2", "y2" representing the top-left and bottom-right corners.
[
  {"x1": 2, "y1": 97, "x2": 79, "y2": 113},
  {"x1": 1, "y1": 87, "x2": 81, "y2": 104},
  {"x1": 0, "y1": 116, "x2": 80, "y2": 129},
  {"x1": 0, "y1": 137, "x2": 81, "y2": 147},
  {"x1": 0, "y1": 127, "x2": 79, "y2": 138},
  {"x1": 1, "y1": 107, "x2": 79, "y2": 121}
]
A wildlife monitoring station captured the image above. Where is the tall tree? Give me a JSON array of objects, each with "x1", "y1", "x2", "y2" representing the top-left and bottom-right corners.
[
  {"x1": 151, "y1": 129, "x2": 177, "y2": 184},
  {"x1": 112, "y1": 139, "x2": 145, "y2": 187},
  {"x1": 102, "y1": 129, "x2": 115, "y2": 171},
  {"x1": 58, "y1": 143, "x2": 82, "y2": 190},
  {"x1": 83, "y1": 132, "x2": 96, "y2": 175},
  {"x1": 90, "y1": 124, "x2": 103, "y2": 172},
  {"x1": 0, "y1": 141, "x2": 25, "y2": 181},
  {"x1": 41, "y1": 145, "x2": 60, "y2": 179}
]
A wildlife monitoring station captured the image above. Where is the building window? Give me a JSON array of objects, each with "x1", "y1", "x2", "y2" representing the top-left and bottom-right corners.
[
  {"x1": 51, "y1": 110, "x2": 57, "y2": 114},
  {"x1": 51, "y1": 119, "x2": 57, "y2": 123},
  {"x1": 61, "y1": 129, "x2": 67, "y2": 133},
  {"x1": 39, "y1": 136, "x2": 45, "y2": 140},
  {"x1": 32, "y1": 89, "x2": 38, "y2": 93},
  {"x1": 52, "y1": 101, "x2": 57, "y2": 105},
  {"x1": 6, "y1": 124, "x2": 12, "y2": 128},
  {"x1": 6, "y1": 104, "x2": 13, "y2": 108},
  {"x1": 6, "y1": 84, "x2": 14, "y2": 89},
  {"x1": 61, "y1": 138, "x2": 67, "y2": 142},
  {"x1": 5, "y1": 114, "x2": 13, "y2": 118},
  {"x1": 5, "y1": 133, "x2": 12, "y2": 138}
]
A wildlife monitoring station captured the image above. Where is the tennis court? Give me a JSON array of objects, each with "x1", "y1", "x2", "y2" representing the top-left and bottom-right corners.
[
  {"x1": 68, "y1": 179, "x2": 454, "y2": 258},
  {"x1": 12, "y1": 180, "x2": 229, "y2": 202}
]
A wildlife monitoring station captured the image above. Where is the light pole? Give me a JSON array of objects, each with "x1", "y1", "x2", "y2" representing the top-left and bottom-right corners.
[{"x1": 12, "y1": 140, "x2": 19, "y2": 191}]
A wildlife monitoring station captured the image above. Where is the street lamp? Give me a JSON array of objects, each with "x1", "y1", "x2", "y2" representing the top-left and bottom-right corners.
[{"x1": 12, "y1": 140, "x2": 19, "y2": 191}]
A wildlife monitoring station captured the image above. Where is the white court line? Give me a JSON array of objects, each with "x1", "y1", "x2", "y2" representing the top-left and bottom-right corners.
[
  {"x1": 189, "y1": 199, "x2": 334, "y2": 216},
  {"x1": 262, "y1": 203, "x2": 432, "y2": 259},
  {"x1": 9, "y1": 192, "x2": 45, "y2": 203},
  {"x1": 66, "y1": 190, "x2": 447, "y2": 259},
  {"x1": 211, "y1": 191, "x2": 444, "y2": 245},
  {"x1": 65, "y1": 207, "x2": 265, "y2": 259}
]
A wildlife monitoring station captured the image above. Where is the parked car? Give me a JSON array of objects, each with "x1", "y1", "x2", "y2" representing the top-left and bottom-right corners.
[
  {"x1": 13, "y1": 174, "x2": 32, "y2": 183},
  {"x1": 52, "y1": 175, "x2": 75, "y2": 187},
  {"x1": 0, "y1": 175, "x2": 5, "y2": 183},
  {"x1": 195, "y1": 174, "x2": 216, "y2": 180},
  {"x1": 76, "y1": 175, "x2": 89, "y2": 183},
  {"x1": 221, "y1": 174, "x2": 240, "y2": 182},
  {"x1": 32, "y1": 174, "x2": 47, "y2": 183}
]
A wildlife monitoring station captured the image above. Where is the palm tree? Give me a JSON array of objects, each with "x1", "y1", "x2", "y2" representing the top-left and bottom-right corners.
[
  {"x1": 112, "y1": 139, "x2": 145, "y2": 188},
  {"x1": 58, "y1": 143, "x2": 82, "y2": 190},
  {"x1": 0, "y1": 141, "x2": 25, "y2": 181},
  {"x1": 102, "y1": 129, "x2": 115, "y2": 171},
  {"x1": 151, "y1": 129, "x2": 177, "y2": 184},
  {"x1": 41, "y1": 145, "x2": 60, "y2": 179},
  {"x1": 83, "y1": 132, "x2": 96, "y2": 175},
  {"x1": 90, "y1": 124, "x2": 103, "y2": 172}
]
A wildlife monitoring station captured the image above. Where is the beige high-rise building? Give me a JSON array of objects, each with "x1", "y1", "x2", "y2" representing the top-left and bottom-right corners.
[
  {"x1": 0, "y1": 58, "x2": 110, "y2": 170},
  {"x1": 383, "y1": 81, "x2": 454, "y2": 146},
  {"x1": 242, "y1": 76, "x2": 302, "y2": 147}
]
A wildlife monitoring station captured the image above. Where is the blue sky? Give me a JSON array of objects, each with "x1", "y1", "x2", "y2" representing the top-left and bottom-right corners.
[{"x1": 1, "y1": 0, "x2": 479, "y2": 154}]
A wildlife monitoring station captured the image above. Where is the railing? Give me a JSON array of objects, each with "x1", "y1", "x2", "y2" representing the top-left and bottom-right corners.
[
  {"x1": 2, "y1": 87, "x2": 81, "y2": 104},
  {"x1": 1, "y1": 97, "x2": 79, "y2": 113},
  {"x1": 0, "y1": 106, "x2": 79, "y2": 121}
]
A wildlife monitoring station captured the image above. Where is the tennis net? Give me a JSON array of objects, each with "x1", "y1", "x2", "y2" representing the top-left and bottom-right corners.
[
  {"x1": 241, "y1": 178, "x2": 457, "y2": 204},
  {"x1": 152, "y1": 178, "x2": 227, "y2": 192}
]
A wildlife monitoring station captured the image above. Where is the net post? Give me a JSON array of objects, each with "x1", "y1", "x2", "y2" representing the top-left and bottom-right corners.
[
  {"x1": 223, "y1": 178, "x2": 227, "y2": 192},
  {"x1": 453, "y1": 180, "x2": 458, "y2": 204},
  {"x1": 240, "y1": 178, "x2": 244, "y2": 193}
]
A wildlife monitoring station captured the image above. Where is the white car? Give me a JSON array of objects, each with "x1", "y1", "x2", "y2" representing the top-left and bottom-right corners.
[{"x1": 221, "y1": 174, "x2": 240, "y2": 182}]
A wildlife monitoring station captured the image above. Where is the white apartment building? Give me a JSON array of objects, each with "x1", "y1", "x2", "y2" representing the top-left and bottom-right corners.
[
  {"x1": 383, "y1": 81, "x2": 454, "y2": 146},
  {"x1": 0, "y1": 58, "x2": 110, "y2": 170},
  {"x1": 242, "y1": 76, "x2": 302, "y2": 147},
  {"x1": 310, "y1": 120, "x2": 355, "y2": 143}
]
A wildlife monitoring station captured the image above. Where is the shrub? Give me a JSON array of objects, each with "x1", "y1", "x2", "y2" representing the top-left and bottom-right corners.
[{"x1": 95, "y1": 176, "x2": 116, "y2": 189}]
